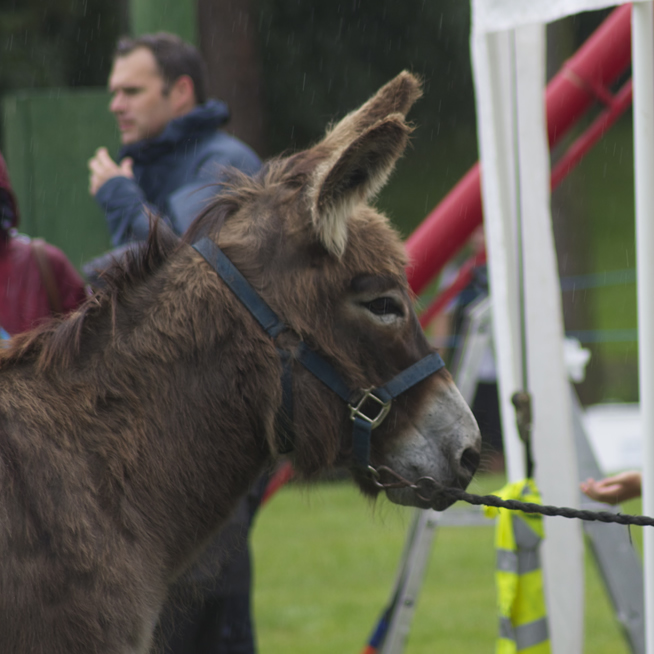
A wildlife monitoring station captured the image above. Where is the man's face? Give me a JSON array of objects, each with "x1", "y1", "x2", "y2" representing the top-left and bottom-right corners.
[{"x1": 108, "y1": 47, "x2": 176, "y2": 145}]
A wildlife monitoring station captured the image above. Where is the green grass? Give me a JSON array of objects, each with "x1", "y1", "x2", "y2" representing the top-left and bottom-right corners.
[{"x1": 252, "y1": 476, "x2": 642, "y2": 653}]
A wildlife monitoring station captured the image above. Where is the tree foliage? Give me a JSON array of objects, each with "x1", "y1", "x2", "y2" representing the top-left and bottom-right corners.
[
  {"x1": 0, "y1": 0, "x2": 125, "y2": 96},
  {"x1": 253, "y1": 0, "x2": 474, "y2": 154}
]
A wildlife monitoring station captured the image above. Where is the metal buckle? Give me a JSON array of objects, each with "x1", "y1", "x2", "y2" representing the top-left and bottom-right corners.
[{"x1": 349, "y1": 389, "x2": 392, "y2": 429}]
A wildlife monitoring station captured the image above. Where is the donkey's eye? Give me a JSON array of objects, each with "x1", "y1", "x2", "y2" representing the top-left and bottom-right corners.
[{"x1": 362, "y1": 297, "x2": 404, "y2": 318}]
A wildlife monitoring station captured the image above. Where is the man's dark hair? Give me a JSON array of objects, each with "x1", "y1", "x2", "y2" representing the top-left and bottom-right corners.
[{"x1": 115, "y1": 33, "x2": 208, "y2": 105}]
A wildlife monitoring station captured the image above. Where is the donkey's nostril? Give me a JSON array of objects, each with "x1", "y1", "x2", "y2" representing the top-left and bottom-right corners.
[{"x1": 460, "y1": 447, "x2": 481, "y2": 475}]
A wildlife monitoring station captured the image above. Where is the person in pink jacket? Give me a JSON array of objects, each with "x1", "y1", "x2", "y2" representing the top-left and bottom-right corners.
[{"x1": 0, "y1": 151, "x2": 87, "y2": 336}]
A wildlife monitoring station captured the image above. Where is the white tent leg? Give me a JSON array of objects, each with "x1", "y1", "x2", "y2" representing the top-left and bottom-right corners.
[
  {"x1": 513, "y1": 24, "x2": 584, "y2": 654},
  {"x1": 471, "y1": 28, "x2": 526, "y2": 483},
  {"x1": 471, "y1": 18, "x2": 584, "y2": 654},
  {"x1": 632, "y1": 4, "x2": 654, "y2": 653}
]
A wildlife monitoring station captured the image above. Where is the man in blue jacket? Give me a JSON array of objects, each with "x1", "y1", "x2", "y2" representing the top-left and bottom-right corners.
[
  {"x1": 89, "y1": 32, "x2": 260, "y2": 246},
  {"x1": 89, "y1": 32, "x2": 263, "y2": 654}
]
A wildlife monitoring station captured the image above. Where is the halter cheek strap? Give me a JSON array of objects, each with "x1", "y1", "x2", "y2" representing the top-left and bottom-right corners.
[
  {"x1": 346, "y1": 352, "x2": 447, "y2": 469},
  {"x1": 192, "y1": 237, "x2": 445, "y2": 473}
]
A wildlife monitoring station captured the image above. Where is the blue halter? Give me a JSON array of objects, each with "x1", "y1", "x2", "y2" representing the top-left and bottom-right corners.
[{"x1": 192, "y1": 237, "x2": 445, "y2": 473}]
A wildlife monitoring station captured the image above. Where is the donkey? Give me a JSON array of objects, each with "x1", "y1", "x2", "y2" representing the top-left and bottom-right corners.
[{"x1": 0, "y1": 72, "x2": 480, "y2": 653}]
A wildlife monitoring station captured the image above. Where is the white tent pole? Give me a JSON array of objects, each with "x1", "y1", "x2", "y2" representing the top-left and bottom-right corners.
[
  {"x1": 472, "y1": 9, "x2": 585, "y2": 651},
  {"x1": 632, "y1": 3, "x2": 654, "y2": 653},
  {"x1": 513, "y1": 24, "x2": 584, "y2": 654},
  {"x1": 470, "y1": 29, "x2": 526, "y2": 482}
]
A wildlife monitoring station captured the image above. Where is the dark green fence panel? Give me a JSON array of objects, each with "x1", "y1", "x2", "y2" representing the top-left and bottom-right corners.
[{"x1": 2, "y1": 89, "x2": 120, "y2": 272}]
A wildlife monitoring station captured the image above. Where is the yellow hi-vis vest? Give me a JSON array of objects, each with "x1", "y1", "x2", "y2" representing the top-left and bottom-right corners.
[{"x1": 484, "y1": 479, "x2": 551, "y2": 654}]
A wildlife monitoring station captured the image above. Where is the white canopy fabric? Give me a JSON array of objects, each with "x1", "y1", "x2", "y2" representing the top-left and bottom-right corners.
[{"x1": 473, "y1": 0, "x2": 635, "y2": 34}]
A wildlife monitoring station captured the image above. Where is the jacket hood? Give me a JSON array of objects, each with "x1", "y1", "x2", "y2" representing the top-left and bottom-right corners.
[
  {"x1": 119, "y1": 99, "x2": 231, "y2": 163},
  {"x1": 0, "y1": 151, "x2": 19, "y2": 232}
]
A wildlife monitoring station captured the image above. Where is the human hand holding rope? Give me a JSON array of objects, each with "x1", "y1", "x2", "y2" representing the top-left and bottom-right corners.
[{"x1": 580, "y1": 471, "x2": 642, "y2": 505}]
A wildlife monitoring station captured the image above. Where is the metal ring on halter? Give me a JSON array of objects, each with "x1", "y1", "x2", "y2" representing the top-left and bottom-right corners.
[
  {"x1": 369, "y1": 465, "x2": 414, "y2": 490},
  {"x1": 412, "y1": 476, "x2": 440, "y2": 502},
  {"x1": 366, "y1": 465, "x2": 381, "y2": 481}
]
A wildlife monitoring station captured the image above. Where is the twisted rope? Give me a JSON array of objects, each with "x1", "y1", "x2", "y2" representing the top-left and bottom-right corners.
[
  {"x1": 373, "y1": 466, "x2": 654, "y2": 528},
  {"x1": 443, "y1": 486, "x2": 654, "y2": 528}
]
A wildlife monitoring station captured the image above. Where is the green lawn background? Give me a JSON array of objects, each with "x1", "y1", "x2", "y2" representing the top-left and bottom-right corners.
[{"x1": 252, "y1": 476, "x2": 642, "y2": 653}]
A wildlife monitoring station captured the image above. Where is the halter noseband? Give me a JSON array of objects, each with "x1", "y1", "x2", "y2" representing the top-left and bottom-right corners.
[{"x1": 192, "y1": 237, "x2": 445, "y2": 475}]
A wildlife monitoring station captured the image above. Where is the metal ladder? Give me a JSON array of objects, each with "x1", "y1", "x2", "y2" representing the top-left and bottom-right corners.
[{"x1": 375, "y1": 297, "x2": 645, "y2": 654}]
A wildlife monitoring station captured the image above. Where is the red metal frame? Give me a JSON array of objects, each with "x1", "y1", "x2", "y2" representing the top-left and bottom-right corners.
[
  {"x1": 261, "y1": 460, "x2": 294, "y2": 505},
  {"x1": 406, "y1": 3, "x2": 634, "y2": 296},
  {"x1": 418, "y1": 249, "x2": 486, "y2": 329},
  {"x1": 550, "y1": 79, "x2": 632, "y2": 189},
  {"x1": 423, "y1": 70, "x2": 633, "y2": 329}
]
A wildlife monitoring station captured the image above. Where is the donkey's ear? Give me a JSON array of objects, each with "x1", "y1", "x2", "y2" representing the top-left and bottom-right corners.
[
  {"x1": 310, "y1": 115, "x2": 411, "y2": 257},
  {"x1": 322, "y1": 71, "x2": 422, "y2": 150}
]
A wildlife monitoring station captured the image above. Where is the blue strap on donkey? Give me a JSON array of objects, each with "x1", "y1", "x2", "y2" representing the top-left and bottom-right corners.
[{"x1": 192, "y1": 236, "x2": 446, "y2": 473}]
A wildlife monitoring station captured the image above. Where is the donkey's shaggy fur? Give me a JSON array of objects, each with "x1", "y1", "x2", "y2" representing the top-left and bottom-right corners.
[{"x1": 0, "y1": 72, "x2": 479, "y2": 653}]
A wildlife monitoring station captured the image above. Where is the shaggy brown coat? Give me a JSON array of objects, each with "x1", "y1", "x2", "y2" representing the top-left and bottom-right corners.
[{"x1": 0, "y1": 71, "x2": 479, "y2": 653}]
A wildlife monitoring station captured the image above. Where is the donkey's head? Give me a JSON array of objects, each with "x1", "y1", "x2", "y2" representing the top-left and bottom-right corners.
[{"x1": 189, "y1": 72, "x2": 480, "y2": 510}]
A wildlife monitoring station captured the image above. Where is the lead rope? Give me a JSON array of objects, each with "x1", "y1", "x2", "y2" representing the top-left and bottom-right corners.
[{"x1": 372, "y1": 466, "x2": 654, "y2": 528}]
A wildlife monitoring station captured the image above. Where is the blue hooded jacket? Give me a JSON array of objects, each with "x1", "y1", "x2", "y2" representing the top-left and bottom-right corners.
[{"x1": 96, "y1": 99, "x2": 261, "y2": 246}]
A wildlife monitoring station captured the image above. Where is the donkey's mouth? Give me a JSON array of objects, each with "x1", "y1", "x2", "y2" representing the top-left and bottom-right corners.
[
  {"x1": 384, "y1": 485, "x2": 456, "y2": 510},
  {"x1": 379, "y1": 454, "x2": 477, "y2": 510}
]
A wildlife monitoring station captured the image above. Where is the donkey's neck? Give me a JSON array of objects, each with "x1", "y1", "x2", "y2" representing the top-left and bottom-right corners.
[
  {"x1": 80, "y1": 253, "x2": 279, "y2": 575},
  {"x1": 107, "y1": 254, "x2": 283, "y2": 571}
]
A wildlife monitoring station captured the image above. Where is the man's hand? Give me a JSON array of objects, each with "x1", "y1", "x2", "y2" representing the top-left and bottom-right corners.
[
  {"x1": 580, "y1": 471, "x2": 642, "y2": 505},
  {"x1": 88, "y1": 147, "x2": 134, "y2": 196}
]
